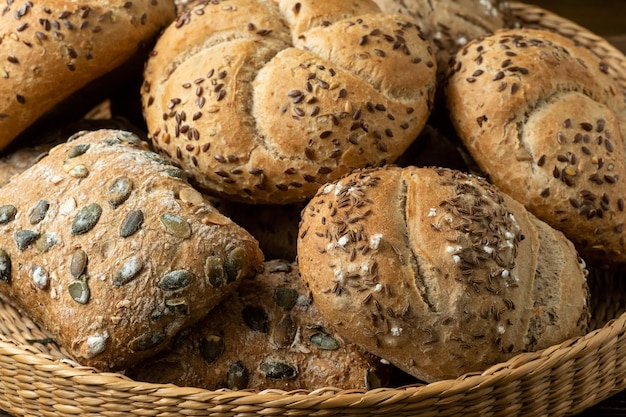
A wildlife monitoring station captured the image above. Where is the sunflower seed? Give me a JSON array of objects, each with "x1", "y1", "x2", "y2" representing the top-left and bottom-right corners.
[
  {"x1": 107, "y1": 177, "x2": 133, "y2": 208},
  {"x1": 273, "y1": 287, "x2": 299, "y2": 310},
  {"x1": 15, "y1": 230, "x2": 38, "y2": 251},
  {"x1": 226, "y1": 360, "x2": 249, "y2": 390},
  {"x1": 259, "y1": 361, "x2": 297, "y2": 379},
  {"x1": 70, "y1": 249, "x2": 88, "y2": 278},
  {"x1": 160, "y1": 213, "x2": 191, "y2": 238},
  {"x1": 120, "y1": 209, "x2": 144, "y2": 237},
  {"x1": 200, "y1": 334, "x2": 224, "y2": 365},
  {"x1": 0, "y1": 249, "x2": 11, "y2": 283},
  {"x1": 165, "y1": 297, "x2": 189, "y2": 314},
  {"x1": 29, "y1": 200, "x2": 49, "y2": 225},
  {"x1": 71, "y1": 203, "x2": 102, "y2": 235},
  {"x1": 113, "y1": 257, "x2": 143, "y2": 287},
  {"x1": 0, "y1": 205, "x2": 17, "y2": 224},
  {"x1": 159, "y1": 270, "x2": 193, "y2": 291},
  {"x1": 129, "y1": 332, "x2": 164, "y2": 352}
]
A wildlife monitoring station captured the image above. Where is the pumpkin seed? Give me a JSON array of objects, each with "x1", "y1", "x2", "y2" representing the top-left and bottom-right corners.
[
  {"x1": 224, "y1": 247, "x2": 245, "y2": 283},
  {"x1": 116, "y1": 131, "x2": 142, "y2": 146},
  {"x1": 129, "y1": 331, "x2": 164, "y2": 352},
  {"x1": 160, "y1": 213, "x2": 191, "y2": 238},
  {"x1": 0, "y1": 249, "x2": 11, "y2": 283},
  {"x1": 310, "y1": 331, "x2": 339, "y2": 350},
  {"x1": 35, "y1": 232, "x2": 57, "y2": 253},
  {"x1": 273, "y1": 287, "x2": 299, "y2": 310},
  {"x1": 204, "y1": 256, "x2": 226, "y2": 288},
  {"x1": 113, "y1": 257, "x2": 143, "y2": 287},
  {"x1": 68, "y1": 279, "x2": 90, "y2": 304},
  {"x1": 71, "y1": 203, "x2": 102, "y2": 235},
  {"x1": 107, "y1": 177, "x2": 133, "y2": 208},
  {"x1": 67, "y1": 143, "x2": 90, "y2": 158},
  {"x1": 271, "y1": 314, "x2": 296, "y2": 348},
  {"x1": 70, "y1": 249, "x2": 88, "y2": 278},
  {"x1": 159, "y1": 270, "x2": 193, "y2": 291},
  {"x1": 259, "y1": 361, "x2": 297, "y2": 379},
  {"x1": 226, "y1": 361, "x2": 249, "y2": 390},
  {"x1": 242, "y1": 305, "x2": 268, "y2": 333},
  {"x1": 165, "y1": 168, "x2": 187, "y2": 179},
  {"x1": 165, "y1": 297, "x2": 189, "y2": 314},
  {"x1": 144, "y1": 151, "x2": 168, "y2": 165},
  {"x1": 29, "y1": 200, "x2": 49, "y2": 225},
  {"x1": 200, "y1": 334, "x2": 224, "y2": 365},
  {"x1": 120, "y1": 209, "x2": 144, "y2": 237},
  {"x1": 15, "y1": 230, "x2": 38, "y2": 251},
  {"x1": 68, "y1": 165, "x2": 89, "y2": 178},
  {"x1": 0, "y1": 205, "x2": 17, "y2": 224}
]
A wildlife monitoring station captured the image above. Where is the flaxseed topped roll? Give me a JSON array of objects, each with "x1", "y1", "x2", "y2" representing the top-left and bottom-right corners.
[
  {"x1": 445, "y1": 28, "x2": 626, "y2": 268},
  {"x1": 141, "y1": 0, "x2": 437, "y2": 204},
  {"x1": 0, "y1": 129, "x2": 264, "y2": 371},
  {"x1": 0, "y1": 0, "x2": 176, "y2": 150},
  {"x1": 297, "y1": 166, "x2": 590, "y2": 382}
]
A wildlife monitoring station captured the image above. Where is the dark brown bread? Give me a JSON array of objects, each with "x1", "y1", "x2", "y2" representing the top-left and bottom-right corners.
[
  {"x1": 0, "y1": 0, "x2": 176, "y2": 150},
  {"x1": 128, "y1": 260, "x2": 393, "y2": 391},
  {"x1": 445, "y1": 28, "x2": 626, "y2": 268},
  {"x1": 297, "y1": 166, "x2": 590, "y2": 382},
  {"x1": 141, "y1": 0, "x2": 437, "y2": 204},
  {"x1": 0, "y1": 129, "x2": 264, "y2": 371}
]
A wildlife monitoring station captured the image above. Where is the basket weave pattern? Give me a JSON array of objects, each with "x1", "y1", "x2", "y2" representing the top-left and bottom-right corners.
[{"x1": 0, "y1": 3, "x2": 625, "y2": 416}]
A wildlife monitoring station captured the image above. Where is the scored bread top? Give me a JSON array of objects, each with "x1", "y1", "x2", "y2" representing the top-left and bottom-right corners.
[
  {"x1": 297, "y1": 166, "x2": 590, "y2": 382},
  {"x1": 0, "y1": 129, "x2": 264, "y2": 371},
  {"x1": 0, "y1": 0, "x2": 176, "y2": 150},
  {"x1": 445, "y1": 28, "x2": 626, "y2": 267},
  {"x1": 141, "y1": 0, "x2": 437, "y2": 204}
]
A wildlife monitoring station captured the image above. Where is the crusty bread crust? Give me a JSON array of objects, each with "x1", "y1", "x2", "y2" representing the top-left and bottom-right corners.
[
  {"x1": 0, "y1": 129, "x2": 263, "y2": 371},
  {"x1": 141, "y1": 0, "x2": 437, "y2": 204},
  {"x1": 0, "y1": 0, "x2": 176, "y2": 150},
  {"x1": 446, "y1": 28, "x2": 626, "y2": 267},
  {"x1": 297, "y1": 166, "x2": 589, "y2": 382}
]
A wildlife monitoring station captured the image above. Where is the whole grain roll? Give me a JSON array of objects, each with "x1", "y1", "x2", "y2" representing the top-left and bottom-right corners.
[
  {"x1": 128, "y1": 260, "x2": 394, "y2": 391},
  {"x1": 372, "y1": 0, "x2": 511, "y2": 83},
  {"x1": 0, "y1": 129, "x2": 264, "y2": 371},
  {"x1": 141, "y1": 0, "x2": 437, "y2": 204},
  {"x1": 297, "y1": 165, "x2": 590, "y2": 383},
  {"x1": 445, "y1": 28, "x2": 626, "y2": 268},
  {"x1": 0, "y1": 0, "x2": 176, "y2": 151}
]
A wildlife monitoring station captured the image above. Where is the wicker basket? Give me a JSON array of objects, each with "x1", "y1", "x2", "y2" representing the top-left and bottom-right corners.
[{"x1": 1, "y1": 3, "x2": 625, "y2": 416}]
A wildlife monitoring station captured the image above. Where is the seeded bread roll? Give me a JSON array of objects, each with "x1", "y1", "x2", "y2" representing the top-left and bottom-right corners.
[
  {"x1": 141, "y1": 0, "x2": 437, "y2": 204},
  {"x1": 297, "y1": 166, "x2": 590, "y2": 383},
  {"x1": 372, "y1": 0, "x2": 511, "y2": 82},
  {"x1": 0, "y1": 0, "x2": 176, "y2": 150},
  {"x1": 445, "y1": 29, "x2": 626, "y2": 268},
  {"x1": 128, "y1": 260, "x2": 393, "y2": 391},
  {"x1": 0, "y1": 129, "x2": 264, "y2": 371}
]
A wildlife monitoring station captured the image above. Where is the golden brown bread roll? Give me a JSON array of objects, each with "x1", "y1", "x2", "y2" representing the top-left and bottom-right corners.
[
  {"x1": 297, "y1": 166, "x2": 590, "y2": 382},
  {"x1": 445, "y1": 28, "x2": 626, "y2": 268},
  {"x1": 0, "y1": 129, "x2": 264, "y2": 371},
  {"x1": 128, "y1": 260, "x2": 393, "y2": 391},
  {"x1": 0, "y1": 0, "x2": 176, "y2": 151},
  {"x1": 141, "y1": 0, "x2": 437, "y2": 204}
]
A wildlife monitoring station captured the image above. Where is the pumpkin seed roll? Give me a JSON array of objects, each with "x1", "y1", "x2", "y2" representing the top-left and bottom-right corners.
[
  {"x1": 0, "y1": 129, "x2": 264, "y2": 371},
  {"x1": 141, "y1": 0, "x2": 437, "y2": 204},
  {"x1": 128, "y1": 260, "x2": 394, "y2": 391}
]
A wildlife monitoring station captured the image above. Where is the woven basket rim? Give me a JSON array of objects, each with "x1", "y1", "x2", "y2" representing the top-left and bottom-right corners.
[{"x1": 1, "y1": 2, "x2": 626, "y2": 416}]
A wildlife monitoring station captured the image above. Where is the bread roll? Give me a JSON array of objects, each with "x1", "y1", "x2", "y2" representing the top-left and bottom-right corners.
[
  {"x1": 0, "y1": 129, "x2": 264, "y2": 371},
  {"x1": 372, "y1": 0, "x2": 511, "y2": 82},
  {"x1": 0, "y1": 0, "x2": 176, "y2": 150},
  {"x1": 141, "y1": 0, "x2": 437, "y2": 204},
  {"x1": 297, "y1": 165, "x2": 590, "y2": 382},
  {"x1": 445, "y1": 28, "x2": 626, "y2": 268},
  {"x1": 128, "y1": 260, "x2": 393, "y2": 391}
]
